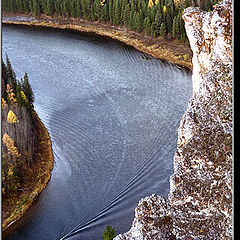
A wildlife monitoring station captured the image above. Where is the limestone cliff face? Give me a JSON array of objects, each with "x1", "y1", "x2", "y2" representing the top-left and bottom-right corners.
[{"x1": 115, "y1": 0, "x2": 233, "y2": 239}]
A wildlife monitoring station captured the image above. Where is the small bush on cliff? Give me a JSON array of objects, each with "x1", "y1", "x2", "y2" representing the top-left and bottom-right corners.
[{"x1": 102, "y1": 225, "x2": 116, "y2": 240}]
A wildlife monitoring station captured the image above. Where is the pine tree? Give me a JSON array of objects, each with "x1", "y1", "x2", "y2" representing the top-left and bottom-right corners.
[
  {"x1": 129, "y1": 10, "x2": 135, "y2": 30},
  {"x1": 153, "y1": 10, "x2": 162, "y2": 36},
  {"x1": 109, "y1": 0, "x2": 114, "y2": 23},
  {"x1": 6, "y1": 55, "x2": 17, "y2": 91},
  {"x1": 134, "y1": 12, "x2": 142, "y2": 32},
  {"x1": 63, "y1": 0, "x2": 70, "y2": 17},
  {"x1": 47, "y1": 0, "x2": 54, "y2": 15},
  {"x1": 22, "y1": 0, "x2": 30, "y2": 12},
  {"x1": 2, "y1": 59, "x2": 8, "y2": 83},
  {"x1": 76, "y1": 0, "x2": 82, "y2": 18},
  {"x1": 143, "y1": 16, "x2": 151, "y2": 35},
  {"x1": 102, "y1": 4, "x2": 109, "y2": 22},
  {"x1": 22, "y1": 73, "x2": 34, "y2": 105},
  {"x1": 172, "y1": 16, "x2": 177, "y2": 38},
  {"x1": 82, "y1": 0, "x2": 91, "y2": 20},
  {"x1": 16, "y1": 0, "x2": 24, "y2": 13},
  {"x1": 123, "y1": 4, "x2": 130, "y2": 27},
  {"x1": 102, "y1": 226, "x2": 116, "y2": 240},
  {"x1": 114, "y1": 0, "x2": 121, "y2": 25},
  {"x1": 32, "y1": 0, "x2": 41, "y2": 16},
  {"x1": 16, "y1": 80, "x2": 24, "y2": 106},
  {"x1": 160, "y1": 22, "x2": 166, "y2": 37}
]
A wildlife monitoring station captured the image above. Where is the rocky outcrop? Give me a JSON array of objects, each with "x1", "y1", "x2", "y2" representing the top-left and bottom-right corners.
[
  {"x1": 115, "y1": 194, "x2": 175, "y2": 240},
  {"x1": 115, "y1": 0, "x2": 232, "y2": 239}
]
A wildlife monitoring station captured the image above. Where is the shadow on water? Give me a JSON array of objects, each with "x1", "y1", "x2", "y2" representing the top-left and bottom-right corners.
[{"x1": 3, "y1": 24, "x2": 192, "y2": 240}]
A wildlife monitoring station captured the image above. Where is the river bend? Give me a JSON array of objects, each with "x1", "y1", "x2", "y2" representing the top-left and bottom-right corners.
[{"x1": 3, "y1": 24, "x2": 192, "y2": 240}]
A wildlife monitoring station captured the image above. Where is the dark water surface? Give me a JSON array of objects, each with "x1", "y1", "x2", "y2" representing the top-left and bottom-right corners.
[{"x1": 2, "y1": 24, "x2": 192, "y2": 240}]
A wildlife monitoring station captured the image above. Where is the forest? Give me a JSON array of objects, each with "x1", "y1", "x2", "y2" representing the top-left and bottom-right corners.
[
  {"x1": 2, "y1": 0, "x2": 220, "y2": 42},
  {"x1": 2, "y1": 56, "x2": 36, "y2": 198},
  {"x1": 2, "y1": 55, "x2": 54, "y2": 233}
]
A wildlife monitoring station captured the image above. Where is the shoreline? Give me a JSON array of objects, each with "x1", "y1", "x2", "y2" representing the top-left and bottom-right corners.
[
  {"x1": 2, "y1": 110, "x2": 54, "y2": 238},
  {"x1": 2, "y1": 13, "x2": 193, "y2": 71},
  {"x1": 1, "y1": 14, "x2": 192, "y2": 237}
]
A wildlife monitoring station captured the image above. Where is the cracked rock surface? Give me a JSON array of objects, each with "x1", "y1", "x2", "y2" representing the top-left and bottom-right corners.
[{"x1": 114, "y1": 0, "x2": 232, "y2": 239}]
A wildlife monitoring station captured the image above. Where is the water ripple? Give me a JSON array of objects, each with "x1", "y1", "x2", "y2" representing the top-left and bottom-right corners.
[{"x1": 2, "y1": 24, "x2": 192, "y2": 240}]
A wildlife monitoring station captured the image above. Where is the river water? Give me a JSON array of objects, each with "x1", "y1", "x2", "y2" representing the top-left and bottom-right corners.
[{"x1": 2, "y1": 24, "x2": 192, "y2": 240}]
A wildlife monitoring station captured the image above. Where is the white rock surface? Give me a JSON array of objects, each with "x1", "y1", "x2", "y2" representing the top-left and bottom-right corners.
[{"x1": 114, "y1": 0, "x2": 232, "y2": 239}]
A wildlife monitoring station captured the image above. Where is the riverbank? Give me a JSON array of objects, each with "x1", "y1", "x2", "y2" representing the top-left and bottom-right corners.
[
  {"x1": 2, "y1": 13, "x2": 193, "y2": 70},
  {"x1": 2, "y1": 110, "x2": 54, "y2": 238}
]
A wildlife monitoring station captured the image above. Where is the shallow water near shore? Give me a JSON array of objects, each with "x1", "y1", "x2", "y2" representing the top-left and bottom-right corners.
[{"x1": 3, "y1": 24, "x2": 192, "y2": 240}]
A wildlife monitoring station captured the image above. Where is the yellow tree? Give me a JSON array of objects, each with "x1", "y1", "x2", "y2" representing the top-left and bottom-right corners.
[
  {"x1": 2, "y1": 98, "x2": 7, "y2": 109},
  {"x1": 2, "y1": 133, "x2": 21, "y2": 157},
  {"x1": 20, "y1": 91, "x2": 28, "y2": 104},
  {"x1": 163, "y1": 5, "x2": 167, "y2": 14},
  {"x1": 7, "y1": 110, "x2": 18, "y2": 124},
  {"x1": 6, "y1": 84, "x2": 17, "y2": 104},
  {"x1": 148, "y1": 0, "x2": 154, "y2": 8}
]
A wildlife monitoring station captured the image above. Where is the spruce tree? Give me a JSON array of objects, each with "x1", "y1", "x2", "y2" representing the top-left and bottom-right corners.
[
  {"x1": 47, "y1": 0, "x2": 54, "y2": 15},
  {"x1": 153, "y1": 10, "x2": 162, "y2": 36},
  {"x1": 2, "y1": 59, "x2": 8, "y2": 83},
  {"x1": 143, "y1": 16, "x2": 151, "y2": 35},
  {"x1": 114, "y1": 0, "x2": 121, "y2": 25},
  {"x1": 123, "y1": 4, "x2": 130, "y2": 27},
  {"x1": 109, "y1": 0, "x2": 114, "y2": 23},
  {"x1": 16, "y1": 80, "x2": 24, "y2": 106},
  {"x1": 103, "y1": 4, "x2": 109, "y2": 22},
  {"x1": 32, "y1": 0, "x2": 41, "y2": 16},
  {"x1": 160, "y1": 22, "x2": 166, "y2": 37},
  {"x1": 134, "y1": 12, "x2": 142, "y2": 32},
  {"x1": 22, "y1": 72, "x2": 34, "y2": 105},
  {"x1": 6, "y1": 55, "x2": 17, "y2": 91},
  {"x1": 129, "y1": 10, "x2": 135, "y2": 30},
  {"x1": 172, "y1": 16, "x2": 177, "y2": 38}
]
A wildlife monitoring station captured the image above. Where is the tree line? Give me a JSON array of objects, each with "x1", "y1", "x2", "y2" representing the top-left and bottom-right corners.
[
  {"x1": 2, "y1": 56, "x2": 36, "y2": 196},
  {"x1": 2, "y1": 55, "x2": 34, "y2": 110},
  {"x1": 3, "y1": 0, "x2": 220, "y2": 42}
]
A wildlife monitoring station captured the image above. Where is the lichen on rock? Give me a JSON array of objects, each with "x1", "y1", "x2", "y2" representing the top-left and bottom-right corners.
[{"x1": 115, "y1": 194, "x2": 175, "y2": 240}]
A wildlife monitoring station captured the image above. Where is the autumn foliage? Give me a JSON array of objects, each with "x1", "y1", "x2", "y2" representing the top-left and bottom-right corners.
[
  {"x1": 7, "y1": 110, "x2": 18, "y2": 124},
  {"x1": 6, "y1": 84, "x2": 17, "y2": 104},
  {"x1": 2, "y1": 133, "x2": 21, "y2": 157},
  {"x1": 2, "y1": 56, "x2": 37, "y2": 198},
  {"x1": 2, "y1": 97, "x2": 7, "y2": 109}
]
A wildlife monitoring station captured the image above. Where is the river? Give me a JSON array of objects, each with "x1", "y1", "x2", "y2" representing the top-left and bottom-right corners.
[{"x1": 2, "y1": 24, "x2": 192, "y2": 240}]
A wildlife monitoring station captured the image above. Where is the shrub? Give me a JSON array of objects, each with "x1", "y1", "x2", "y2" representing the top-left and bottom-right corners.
[{"x1": 102, "y1": 225, "x2": 116, "y2": 240}]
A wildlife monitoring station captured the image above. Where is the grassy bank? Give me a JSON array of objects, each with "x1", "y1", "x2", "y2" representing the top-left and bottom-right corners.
[
  {"x1": 3, "y1": 13, "x2": 193, "y2": 70},
  {"x1": 2, "y1": 110, "x2": 54, "y2": 237}
]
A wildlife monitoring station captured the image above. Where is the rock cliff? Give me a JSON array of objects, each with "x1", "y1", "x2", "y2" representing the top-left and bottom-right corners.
[{"x1": 114, "y1": 0, "x2": 233, "y2": 239}]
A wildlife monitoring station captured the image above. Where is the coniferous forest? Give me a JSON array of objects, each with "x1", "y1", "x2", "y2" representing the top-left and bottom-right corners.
[
  {"x1": 2, "y1": 55, "x2": 36, "y2": 197},
  {"x1": 2, "y1": 0, "x2": 220, "y2": 42},
  {"x1": 2, "y1": 56, "x2": 53, "y2": 232}
]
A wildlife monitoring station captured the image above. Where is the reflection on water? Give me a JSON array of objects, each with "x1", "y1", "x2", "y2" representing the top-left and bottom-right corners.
[{"x1": 3, "y1": 24, "x2": 192, "y2": 240}]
